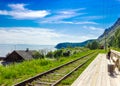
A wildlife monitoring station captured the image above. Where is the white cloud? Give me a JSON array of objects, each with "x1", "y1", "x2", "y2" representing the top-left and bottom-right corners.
[
  {"x1": 40, "y1": 21, "x2": 98, "y2": 25},
  {"x1": 39, "y1": 8, "x2": 87, "y2": 24},
  {"x1": 57, "y1": 8, "x2": 85, "y2": 15},
  {"x1": 80, "y1": 16, "x2": 104, "y2": 20},
  {"x1": 8, "y1": 4, "x2": 26, "y2": 10},
  {"x1": 0, "y1": 4, "x2": 98, "y2": 25},
  {"x1": 82, "y1": 26, "x2": 104, "y2": 31},
  {"x1": 45, "y1": 10, "x2": 84, "y2": 21},
  {"x1": 0, "y1": 27, "x2": 100, "y2": 45},
  {"x1": 73, "y1": 21, "x2": 98, "y2": 24},
  {"x1": 38, "y1": 9, "x2": 98, "y2": 25},
  {"x1": 0, "y1": 4, "x2": 50, "y2": 19},
  {"x1": 0, "y1": 10, "x2": 8, "y2": 15},
  {"x1": 82, "y1": 26, "x2": 104, "y2": 37},
  {"x1": 0, "y1": 27, "x2": 63, "y2": 45}
]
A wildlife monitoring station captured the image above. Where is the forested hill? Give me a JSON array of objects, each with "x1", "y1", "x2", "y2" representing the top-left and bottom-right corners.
[
  {"x1": 98, "y1": 18, "x2": 120, "y2": 40},
  {"x1": 98, "y1": 18, "x2": 120, "y2": 47},
  {"x1": 55, "y1": 40, "x2": 94, "y2": 49}
]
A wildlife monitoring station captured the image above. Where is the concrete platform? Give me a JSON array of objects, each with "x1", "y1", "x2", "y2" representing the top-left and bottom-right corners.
[{"x1": 71, "y1": 54, "x2": 120, "y2": 86}]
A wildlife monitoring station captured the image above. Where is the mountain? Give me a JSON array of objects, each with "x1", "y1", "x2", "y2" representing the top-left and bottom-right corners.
[
  {"x1": 98, "y1": 18, "x2": 120, "y2": 45},
  {"x1": 56, "y1": 18, "x2": 120, "y2": 49},
  {"x1": 55, "y1": 40, "x2": 94, "y2": 49}
]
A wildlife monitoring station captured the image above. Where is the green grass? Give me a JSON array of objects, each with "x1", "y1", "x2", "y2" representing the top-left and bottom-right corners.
[
  {"x1": 57, "y1": 52, "x2": 99, "y2": 86},
  {"x1": 0, "y1": 49, "x2": 93, "y2": 86},
  {"x1": 97, "y1": 49, "x2": 107, "y2": 53},
  {"x1": 111, "y1": 47, "x2": 120, "y2": 52}
]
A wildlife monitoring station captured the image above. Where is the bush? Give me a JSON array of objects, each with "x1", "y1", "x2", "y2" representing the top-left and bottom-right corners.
[
  {"x1": 46, "y1": 51, "x2": 54, "y2": 58},
  {"x1": 54, "y1": 49, "x2": 63, "y2": 59},
  {"x1": 63, "y1": 50, "x2": 71, "y2": 57},
  {"x1": 33, "y1": 51, "x2": 44, "y2": 59}
]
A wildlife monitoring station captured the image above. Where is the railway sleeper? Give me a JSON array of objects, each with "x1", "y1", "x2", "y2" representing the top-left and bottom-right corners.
[
  {"x1": 42, "y1": 73, "x2": 63, "y2": 78},
  {"x1": 46, "y1": 72, "x2": 65, "y2": 76},
  {"x1": 34, "y1": 81, "x2": 52, "y2": 85},
  {"x1": 65, "y1": 65, "x2": 77, "y2": 68},
  {"x1": 54, "y1": 70, "x2": 68, "y2": 74},
  {"x1": 38, "y1": 78, "x2": 56, "y2": 82},
  {"x1": 26, "y1": 83, "x2": 33, "y2": 86},
  {"x1": 39, "y1": 76, "x2": 61, "y2": 81}
]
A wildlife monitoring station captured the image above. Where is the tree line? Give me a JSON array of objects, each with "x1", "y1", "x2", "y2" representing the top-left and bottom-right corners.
[
  {"x1": 108, "y1": 27, "x2": 120, "y2": 48},
  {"x1": 33, "y1": 49, "x2": 72, "y2": 59},
  {"x1": 86, "y1": 41, "x2": 100, "y2": 50}
]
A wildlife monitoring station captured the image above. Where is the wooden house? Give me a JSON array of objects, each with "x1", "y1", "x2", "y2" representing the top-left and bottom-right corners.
[
  {"x1": 0, "y1": 57, "x2": 5, "y2": 61},
  {"x1": 5, "y1": 49, "x2": 36, "y2": 62}
]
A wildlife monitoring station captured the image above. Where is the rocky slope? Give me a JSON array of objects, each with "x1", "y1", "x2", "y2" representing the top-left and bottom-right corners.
[{"x1": 98, "y1": 18, "x2": 120, "y2": 45}]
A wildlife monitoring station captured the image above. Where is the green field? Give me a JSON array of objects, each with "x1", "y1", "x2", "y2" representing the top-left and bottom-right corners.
[{"x1": 0, "y1": 48, "x2": 104, "y2": 85}]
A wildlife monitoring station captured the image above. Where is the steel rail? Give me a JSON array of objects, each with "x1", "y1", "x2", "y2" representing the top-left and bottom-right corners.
[{"x1": 52, "y1": 52, "x2": 98, "y2": 86}]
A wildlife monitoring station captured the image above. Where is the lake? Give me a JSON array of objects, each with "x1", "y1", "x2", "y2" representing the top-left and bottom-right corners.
[{"x1": 0, "y1": 44, "x2": 56, "y2": 57}]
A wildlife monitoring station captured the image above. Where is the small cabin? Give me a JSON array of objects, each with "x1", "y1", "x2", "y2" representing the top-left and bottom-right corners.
[
  {"x1": 0, "y1": 57, "x2": 5, "y2": 61},
  {"x1": 5, "y1": 49, "x2": 36, "y2": 62}
]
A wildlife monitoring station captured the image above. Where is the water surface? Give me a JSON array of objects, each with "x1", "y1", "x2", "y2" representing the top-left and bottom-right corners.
[{"x1": 0, "y1": 44, "x2": 55, "y2": 57}]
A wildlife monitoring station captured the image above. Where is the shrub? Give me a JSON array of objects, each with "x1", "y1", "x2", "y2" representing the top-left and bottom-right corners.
[
  {"x1": 33, "y1": 51, "x2": 44, "y2": 59},
  {"x1": 63, "y1": 50, "x2": 71, "y2": 57},
  {"x1": 54, "y1": 49, "x2": 63, "y2": 58},
  {"x1": 46, "y1": 51, "x2": 54, "y2": 58}
]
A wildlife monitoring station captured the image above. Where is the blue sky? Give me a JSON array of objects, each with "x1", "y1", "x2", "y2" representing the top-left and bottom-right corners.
[{"x1": 0, "y1": 0, "x2": 120, "y2": 45}]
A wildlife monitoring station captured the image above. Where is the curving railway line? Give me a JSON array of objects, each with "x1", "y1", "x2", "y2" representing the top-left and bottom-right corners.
[{"x1": 14, "y1": 52, "x2": 98, "y2": 86}]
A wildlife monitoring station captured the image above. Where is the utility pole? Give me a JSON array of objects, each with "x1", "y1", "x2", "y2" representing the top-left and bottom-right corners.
[
  {"x1": 105, "y1": 31, "x2": 107, "y2": 51},
  {"x1": 14, "y1": 45, "x2": 16, "y2": 50}
]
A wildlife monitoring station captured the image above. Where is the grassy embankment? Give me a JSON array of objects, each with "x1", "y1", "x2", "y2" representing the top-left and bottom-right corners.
[
  {"x1": 0, "y1": 48, "x2": 104, "y2": 85},
  {"x1": 58, "y1": 52, "x2": 99, "y2": 85},
  {"x1": 112, "y1": 47, "x2": 120, "y2": 52},
  {"x1": 58, "y1": 49, "x2": 106, "y2": 85}
]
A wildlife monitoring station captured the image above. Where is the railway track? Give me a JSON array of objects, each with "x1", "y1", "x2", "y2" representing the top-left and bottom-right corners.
[{"x1": 14, "y1": 52, "x2": 98, "y2": 86}]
